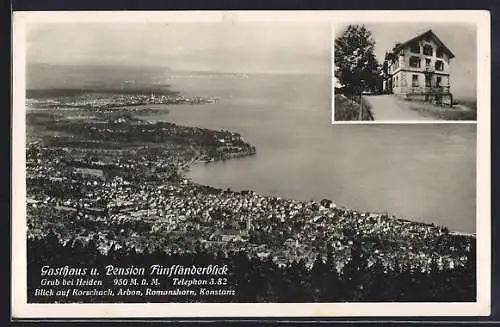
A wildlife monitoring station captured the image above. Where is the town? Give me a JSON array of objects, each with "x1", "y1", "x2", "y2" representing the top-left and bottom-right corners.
[
  {"x1": 27, "y1": 89, "x2": 219, "y2": 110},
  {"x1": 26, "y1": 91, "x2": 475, "y2": 302}
]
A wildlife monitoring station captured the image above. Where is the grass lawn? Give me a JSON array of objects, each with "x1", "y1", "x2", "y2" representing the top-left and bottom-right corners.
[
  {"x1": 334, "y1": 94, "x2": 374, "y2": 121},
  {"x1": 407, "y1": 101, "x2": 477, "y2": 121},
  {"x1": 454, "y1": 99, "x2": 478, "y2": 111}
]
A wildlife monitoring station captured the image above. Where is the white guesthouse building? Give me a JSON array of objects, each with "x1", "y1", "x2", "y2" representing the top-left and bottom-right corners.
[{"x1": 382, "y1": 29, "x2": 455, "y2": 106}]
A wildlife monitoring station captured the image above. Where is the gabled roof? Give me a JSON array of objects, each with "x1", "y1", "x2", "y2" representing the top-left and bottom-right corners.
[
  {"x1": 399, "y1": 29, "x2": 455, "y2": 59},
  {"x1": 219, "y1": 229, "x2": 241, "y2": 236}
]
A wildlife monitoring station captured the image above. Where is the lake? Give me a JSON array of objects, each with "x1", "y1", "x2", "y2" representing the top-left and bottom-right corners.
[{"x1": 136, "y1": 73, "x2": 476, "y2": 233}]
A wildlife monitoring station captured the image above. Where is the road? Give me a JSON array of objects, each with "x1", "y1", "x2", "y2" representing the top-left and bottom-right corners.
[{"x1": 364, "y1": 95, "x2": 433, "y2": 121}]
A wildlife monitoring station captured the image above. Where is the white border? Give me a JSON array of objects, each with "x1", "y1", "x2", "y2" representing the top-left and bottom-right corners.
[
  {"x1": 330, "y1": 121, "x2": 478, "y2": 125},
  {"x1": 12, "y1": 10, "x2": 491, "y2": 319}
]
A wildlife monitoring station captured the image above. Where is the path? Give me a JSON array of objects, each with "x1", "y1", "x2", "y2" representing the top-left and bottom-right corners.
[{"x1": 364, "y1": 95, "x2": 433, "y2": 121}]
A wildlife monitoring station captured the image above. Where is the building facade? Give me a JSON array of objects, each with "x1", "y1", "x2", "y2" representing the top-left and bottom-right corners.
[
  {"x1": 73, "y1": 167, "x2": 106, "y2": 180},
  {"x1": 382, "y1": 30, "x2": 454, "y2": 106}
]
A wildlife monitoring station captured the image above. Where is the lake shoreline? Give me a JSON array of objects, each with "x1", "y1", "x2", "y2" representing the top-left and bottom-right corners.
[{"x1": 133, "y1": 109, "x2": 475, "y2": 238}]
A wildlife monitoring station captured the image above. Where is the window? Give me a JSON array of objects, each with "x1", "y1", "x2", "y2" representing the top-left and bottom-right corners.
[
  {"x1": 425, "y1": 75, "x2": 431, "y2": 87},
  {"x1": 425, "y1": 58, "x2": 431, "y2": 67},
  {"x1": 435, "y1": 60, "x2": 444, "y2": 71},
  {"x1": 436, "y1": 49, "x2": 444, "y2": 58},
  {"x1": 410, "y1": 43, "x2": 420, "y2": 53},
  {"x1": 409, "y1": 56, "x2": 421, "y2": 68},
  {"x1": 423, "y1": 44, "x2": 433, "y2": 56},
  {"x1": 412, "y1": 75, "x2": 419, "y2": 87},
  {"x1": 436, "y1": 76, "x2": 442, "y2": 86},
  {"x1": 392, "y1": 59, "x2": 398, "y2": 70}
]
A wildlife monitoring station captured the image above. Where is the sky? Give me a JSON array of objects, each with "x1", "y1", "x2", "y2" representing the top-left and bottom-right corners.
[
  {"x1": 334, "y1": 23, "x2": 477, "y2": 99},
  {"x1": 27, "y1": 22, "x2": 331, "y2": 75}
]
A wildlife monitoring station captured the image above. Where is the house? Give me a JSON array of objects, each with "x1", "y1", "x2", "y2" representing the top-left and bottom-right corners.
[
  {"x1": 382, "y1": 29, "x2": 455, "y2": 106},
  {"x1": 209, "y1": 229, "x2": 249, "y2": 243},
  {"x1": 283, "y1": 238, "x2": 299, "y2": 247},
  {"x1": 73, "y1": 167, "x2": 106, "y2": 180}
]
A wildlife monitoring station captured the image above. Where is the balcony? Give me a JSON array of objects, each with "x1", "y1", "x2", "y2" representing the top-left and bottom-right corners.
[{"x1": 424, "y1": 66, "x2": 435, "y2": 73}]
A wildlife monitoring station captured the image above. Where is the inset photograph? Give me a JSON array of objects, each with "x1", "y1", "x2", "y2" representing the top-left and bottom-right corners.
[{"x1": 333, "y1": 23, "x2": 477, "y2": 123}]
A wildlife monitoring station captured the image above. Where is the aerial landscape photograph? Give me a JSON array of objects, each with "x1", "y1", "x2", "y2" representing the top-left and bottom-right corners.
[{"x1": 23, "y1": 21, "x2": 476, "y2": 303}]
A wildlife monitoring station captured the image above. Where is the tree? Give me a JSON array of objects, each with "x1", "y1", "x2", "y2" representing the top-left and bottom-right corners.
[
  {"x1": 334, "y1": 25, "x2": 380, "y2": 94},
  {"x1": 384, "y1": 42, "x2": 403, "y2": 64},
  {"x1": 382, "y1": 42, "x2": 402, "y2": 78}
]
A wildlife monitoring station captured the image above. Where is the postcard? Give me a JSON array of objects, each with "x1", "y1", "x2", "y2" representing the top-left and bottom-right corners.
[{"x1": 11, "y1": 10, "x2": 491, "y2": 319}]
